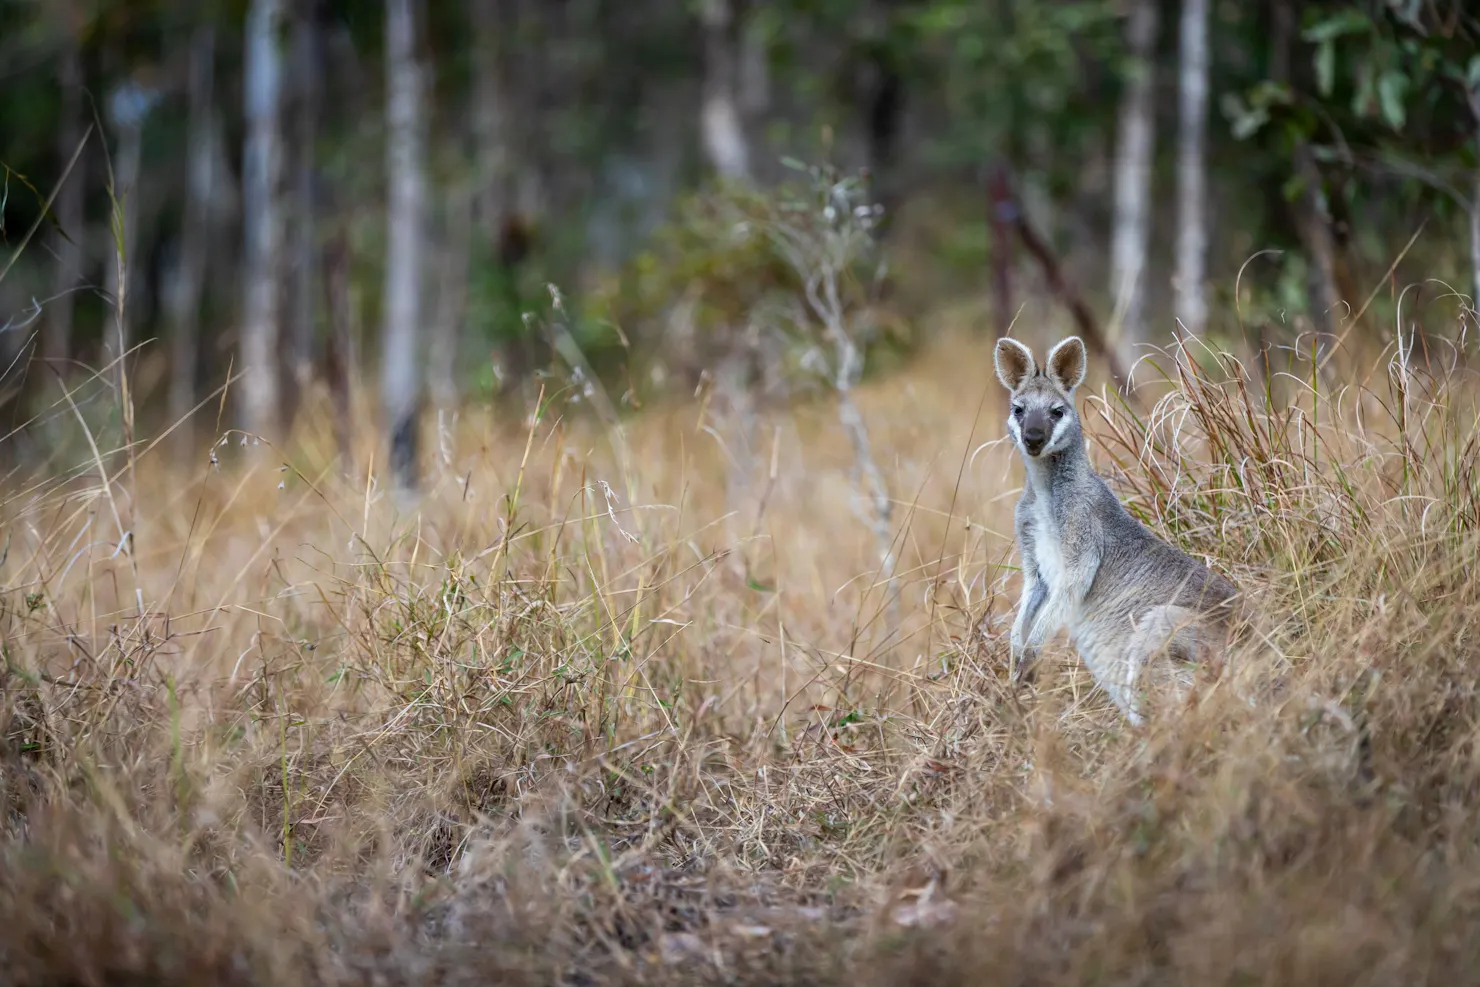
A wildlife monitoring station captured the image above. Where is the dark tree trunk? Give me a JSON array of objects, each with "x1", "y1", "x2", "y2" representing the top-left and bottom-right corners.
[
  {"x1": 1109, "y1": 0, "x2": 1160, "y2": 351},
  {"x1": 1270, "y1": 0, "x2": 1340, "y2": 343},
  {"x1": 46, "y1": 39, "x2": 86, "y2": 382},
  {"x1": 167, "y1": 23, "x2": 216, "y2": 460},
  {"x1": 284, "y1": 2, "x2": 324, "y2": 430},
  {"x1": 988, "y1": 163, "x2": 1015, "y2": 339},
  {"x1": 323, "y1": 231, "x2": 355, "y2": 468}
]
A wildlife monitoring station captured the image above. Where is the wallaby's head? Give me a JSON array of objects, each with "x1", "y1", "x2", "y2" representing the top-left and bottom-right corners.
[{"x1": 993, "y1": 336, "x2": 1088, "y2": 459}]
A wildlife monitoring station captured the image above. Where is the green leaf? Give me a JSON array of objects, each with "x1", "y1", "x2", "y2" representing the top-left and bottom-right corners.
[
  {"x1": 1248, "y1": 80, "x2": 1294, "y2": 108},
  {"x1": 1468, "y1": 55, "x2": 1480, "y2": 93},
  {"x1": 0, "y1": 163, "x2": 74, "y2": 246},
  {"x1": 1376, "y1": 70, "x2": 1408, "y2": 131},
  {"x1": 1353, "y1": 61, "x2": 1376, "y2": 118},
  {"x1": 1222, "y1": 92, "x2": 1270, "y2": 141},
  {"x1": 1315, "y1": 39, "x2": 1335, "y2": 98},
  {"x1": 1231, "y1": 110, "x2": 1268, "y2": 140},
  {"x1": 1281, "y1": 172, "x2": 1307, "y2": 204},
  {"x1": 1301, "y1": 10, "x2": 1371, "y2": 44}
]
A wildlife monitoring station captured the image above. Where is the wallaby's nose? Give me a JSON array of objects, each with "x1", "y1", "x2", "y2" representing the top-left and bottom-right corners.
[{"x1": 1022, "y1": 424, "x2": 1048, "y2": 452}]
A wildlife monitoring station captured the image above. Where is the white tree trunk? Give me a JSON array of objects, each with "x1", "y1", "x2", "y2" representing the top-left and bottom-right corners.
[
  {"x1": 699, "y1": 0, "x2": 751, "y2": 181},
  {"x1": 1175, "y1": 0, "x2": 1210, "y2": 335},
  {"x1": 1110, "y1": 0, "x2": 1160, "y2": 348},
  {"x1": 241, "y1": 0, "x2": 285, "y2": 440},
  {"x1": 382, "y1": 0, "x2": 427, "y2": 489},
  {"x1": 167, "y1": 23, "x2": 216, "y2": 458}
]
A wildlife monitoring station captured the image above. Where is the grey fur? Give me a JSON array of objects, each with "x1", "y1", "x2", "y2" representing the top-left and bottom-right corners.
[{"x1": 995, "y1": 336, "x2": 1238, "y2": 725}]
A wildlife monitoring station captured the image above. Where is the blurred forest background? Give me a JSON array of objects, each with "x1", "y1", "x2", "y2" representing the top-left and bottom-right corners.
[
  {"x1": 1, "y1": 0, "x2": 1478, "y2": 486},
  {"x1": 9, "y1": 6, "x2": 1480, "y2": 982}
]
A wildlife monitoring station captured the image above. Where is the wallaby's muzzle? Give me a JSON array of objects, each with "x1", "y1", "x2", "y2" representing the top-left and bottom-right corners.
[{"x1": 1021, "y1": 414, "x2": 1051, "y2": 456}]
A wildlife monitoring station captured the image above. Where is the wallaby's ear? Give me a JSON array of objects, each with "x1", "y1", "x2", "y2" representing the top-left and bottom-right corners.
[
  {"x1": 1045, "y1": 336, "x2": 1087, "y2": 393},
  {"x1": 994, "y1": 337, "x2": 1037, "y2": 392}
]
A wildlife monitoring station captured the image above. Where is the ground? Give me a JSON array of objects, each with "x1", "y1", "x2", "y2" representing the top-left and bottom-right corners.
[{"x1": 4, "y1": 321, "x2": 1480, "y2": 986}]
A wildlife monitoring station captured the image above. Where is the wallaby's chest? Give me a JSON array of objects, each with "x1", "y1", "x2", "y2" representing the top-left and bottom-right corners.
[{"x1": 1024, "y1": 495, "x2": 1071, "y2": 592}]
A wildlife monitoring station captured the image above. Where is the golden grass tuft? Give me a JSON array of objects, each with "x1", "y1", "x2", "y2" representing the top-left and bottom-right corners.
[{"x1": 5, "y1": 317, "x2": 1480, "y2": 985}]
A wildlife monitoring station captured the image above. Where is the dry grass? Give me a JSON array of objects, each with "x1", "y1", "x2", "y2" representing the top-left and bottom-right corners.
[{"x1": 5, "y1": 314, "x2": 1480, "y2": 986}]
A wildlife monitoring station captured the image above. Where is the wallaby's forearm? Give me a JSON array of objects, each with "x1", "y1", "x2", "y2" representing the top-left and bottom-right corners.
[{"x1": 1024, "y1": 549, "x2": 1100, "y2": 650}]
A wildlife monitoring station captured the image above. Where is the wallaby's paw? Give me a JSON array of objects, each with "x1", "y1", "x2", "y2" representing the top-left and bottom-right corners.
[{"x1": 1009, "y1": 646, "x2": 1040, "y2": 686}]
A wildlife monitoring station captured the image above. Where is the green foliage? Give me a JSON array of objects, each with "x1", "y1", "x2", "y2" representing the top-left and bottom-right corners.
[
  {"x1": 1301, "y1": 4, "x2": 1474, "y2": 134},
  {"x1": 1226, "y1": 4, "x2": 1478, "y2": 191},
  {"x1": 3, "y1": 0, "x2": 1479, "y2": 424},
  {"x1": 590, "y1": 165, "x2": 905, "y2": 401},
  {"x1": 595, "y1": 181, "x2": 793, "y2": 319},
  {"x1": 909, "y1": 0, "x2": 1120, "y2": 169}
]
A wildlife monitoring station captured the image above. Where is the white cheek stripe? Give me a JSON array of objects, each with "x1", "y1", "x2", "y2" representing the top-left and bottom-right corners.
[{"x1": 1048, "y1": 416, "x2": 1071, "y2": 448}]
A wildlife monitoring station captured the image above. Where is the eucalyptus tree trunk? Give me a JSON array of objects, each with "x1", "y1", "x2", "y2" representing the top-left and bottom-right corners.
[
  {"x1": 285, "y1": 3, "x2": 324, "y2": 427},
  {"x1": 471, "y1": 0, "x2": 512, "y2": 241},
  {"x1": 698, "y1": 0, "x2": 751, "y2": 181},
  {"x1": 167, "y1": 23, "x2": 216, "y2": 458},
  {"x1": 46, "y1": 37, "x2": 85, "y2": 379},
  {"x1": 241, "y1": 0, "x2": 286, "y2": 441},
  {"x1": 104, "y1": 80, "x2": 155, "y2": 418},
  {"x1": 1270, "y1": 0, "x2": 1338, "y2": 341},
  {"x1": 1110, "y1": 0, "x2": 1159, "y2": 350},
  {"x1": 1175, "y1": 0, "x2": 1210, "y2": 335},
  {"x1": 1471, "y1": 160, "x2": 1480, "y2": 313},
  {"x1": 1468, "y1": 93, "x2": 1480, "y2": 312},
  {"x1": 382, "y1": 0, "x2": 427, "y2": 490},
  {"x1": 451, "y1": 0, "x2": 513, "y2": 409},
  {"x1": 429, "y1": 181, "x2": 472, "y2": 416},
  {"x1": 739, "y1": 4, "x2": 770, "y2": 123}
]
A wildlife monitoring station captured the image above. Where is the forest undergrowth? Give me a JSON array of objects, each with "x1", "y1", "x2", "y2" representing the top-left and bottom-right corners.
[{"x1": 5, "y1": 312, "x2": 1480, "y2": 986}]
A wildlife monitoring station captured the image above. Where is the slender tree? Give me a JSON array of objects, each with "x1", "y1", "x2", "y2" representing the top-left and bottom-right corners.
[
  {"x1": 1175, "y1": 0, "x2": 1210, "y2": 335},
  {"x1": 285, "y1": 2, "x2": 324, "y2": 427},
  {"x1": 428, "y1": 181, "x2": 472, "y2": 417},
  {"x1": 442, "y1": 0, "x2": 513, "y2": 409},
  {"x1": 1109, "y1": 0, "x2": 1159, "y2": 350},
  {"x1": 698, "y1": 0, "x2": 751, "y2": 181},
  {"x1": 241, "y1": 0, "x2": 286, "y2": 441},
  {"x1": 166, "y1": 22, "x2": 217, "y2": 457},
  {"x1": 470, "y1": 0, "x2": 512, "y2": 242},
  {"x1": 1466, "y1": 85, "x2": 1480, "y2": 311},
  {"x1": 1269, "y1": 0, "x2": 1338, "y2": 339},
  {"x1": 382, "y1": 0, "x2": 427, "y2": 489},
  {"x1": 45, "y1": 23, "x2": 86, "y2": 380},
  {"x1": 103, "y1": 77, "x2": 156, "y2": 412}
]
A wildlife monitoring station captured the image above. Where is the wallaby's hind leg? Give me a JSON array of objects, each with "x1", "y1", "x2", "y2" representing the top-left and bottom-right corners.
[
  {"x1": 1118, "y1": 605, "x2": 1216, "y2": 724},
  {"x1": 1078, "y1": 606, "x2": 1213, "y2": 726}
]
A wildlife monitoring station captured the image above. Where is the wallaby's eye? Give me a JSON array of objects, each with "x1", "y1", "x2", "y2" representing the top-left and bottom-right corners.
[
  {"x1": 1049, "y1": 406, "x2": 1065, "y2": 421},
  {"x1": 1012, "y1": 405, "x2": 1025, "y2": 419}
]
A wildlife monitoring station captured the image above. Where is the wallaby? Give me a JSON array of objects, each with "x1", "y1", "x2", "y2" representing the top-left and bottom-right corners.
[{"x1": 995, "y1": 335, "x2": 1238, "y2": 725}]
